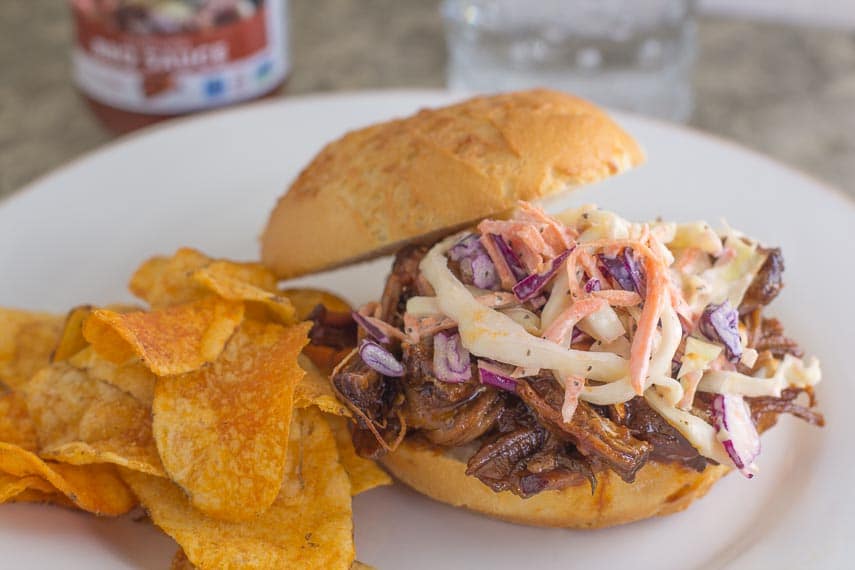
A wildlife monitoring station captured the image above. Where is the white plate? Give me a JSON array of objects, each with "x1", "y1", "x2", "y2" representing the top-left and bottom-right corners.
[{"x1": 0, "y1": 90, "x2": 852, "y2": 569}]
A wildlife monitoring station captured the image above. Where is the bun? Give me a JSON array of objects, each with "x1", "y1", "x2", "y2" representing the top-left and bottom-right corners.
[
  {"x1": 261, "y1": 89, "x2": 644, "y2": 279},
  {"x1": 381, "y1": 438, "x2": 729, "y2": 529}
]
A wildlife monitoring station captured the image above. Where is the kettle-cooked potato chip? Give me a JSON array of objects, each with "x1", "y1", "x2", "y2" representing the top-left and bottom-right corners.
[
  {"x1": 0, "y1": 308, "x2": 63, "y2": 390},
  {"x1": 8, "y1": 488, "x2": 78, "y2": 509},
  {"x1": 0, "y1": 444, "x2": 135, "y2": 515},
  {"x1": 130, "y1": 248, "x2": 277, "y2": 308},
  {"x1": 69, "y1": 347, "x2": 156, "y2": 406},
  {"x1": 279, "y1": 288, "x2": 352, "y2": 321},
  {"x1": 83, "y1": 297, "x2": 244, "y2": 375},
  {"x1": 129, "y1": 248, "x2": 212, "y2": 308},
  {"x1": 171, "y1": 549, "x2": 197, "y2": 570},
  {"x1": 0, "y1": 391, "x2": 38, "y2": 451},
  {"x1": 124, "y1": 407, "x2": 354, "y2": 569},
  {"x1": 51, "y1": 305, "x2": 93, "y2": 363},
  {"x1": 294, "y1": 354, "x2": 350, "y2": 417},
  {"x1": 325, "y1": 415, "x2": 391, "y2": 496},
  {"x1": 152, "y1": 320, "x2": 310, "y2": 521},
  {"x1": 0, "y1": 473, "x2": 55, "y2": 503},
  {"x1": 0, "y1": 379, "x2": 135, "y2": 516},
  {"x1": 193, "y1": 264, "x2": 296, "y2": 324},
  {"x1": 52, "y1": 304, "x2": 141, "y2": 364},
  {"x1": 23, "y1": 363, "x2": 164, "y2": 476}
]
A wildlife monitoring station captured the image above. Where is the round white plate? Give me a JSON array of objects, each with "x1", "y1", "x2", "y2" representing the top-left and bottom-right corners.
[{"x1": 0, "y1": 91, "x2": 851, "y2": 569}]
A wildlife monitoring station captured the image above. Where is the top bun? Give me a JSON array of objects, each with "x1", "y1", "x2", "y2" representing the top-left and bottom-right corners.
[{"x1": 261, "y1": 89, "x2": 644, "y2": 279}]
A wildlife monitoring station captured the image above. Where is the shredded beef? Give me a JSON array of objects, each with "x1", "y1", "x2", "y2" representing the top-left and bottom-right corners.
[
  {"x1": 753, "y1": 317, "x2": 803, "y2": 359},
  {"x1": 379, "y1": 246, "x2": 430, "y2": 327},
  {"x1": 401, "y1": 338, "x2": 504, "y2": 446},
  {"x1": 740, "y1": 248, "x2": 784, "y2": 315},
  {"x1": 306, "y1": 304, "x2": 356, "y2": 349},
  {"x1": 466, "y1": 426, "x2": 547, "y2": 494},
  {"x1": 619, "y1": 399, "x2": 708, "y2": 472},
  {"x1": 331, "y1": 350, "x2": 403, "y2": 459},
  {"x1": 748, "y1": 388, "x2": 825, "y2": 433},
  {"x1": 515, "y1": 375, "x2": 651, "y2": 483},
  {"x1": 325, "y1": 240, "x2": 825, "y2": 498}
]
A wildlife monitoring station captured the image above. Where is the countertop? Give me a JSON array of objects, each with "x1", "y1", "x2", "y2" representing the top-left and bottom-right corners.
[{"x1": 2, "y1": 0, "x2": 854, "y2": 198}]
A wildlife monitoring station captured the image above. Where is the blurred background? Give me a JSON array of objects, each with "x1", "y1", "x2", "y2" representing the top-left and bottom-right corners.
[{"x1": 1, "y1": 0, "x2": 854, "y2": 198}]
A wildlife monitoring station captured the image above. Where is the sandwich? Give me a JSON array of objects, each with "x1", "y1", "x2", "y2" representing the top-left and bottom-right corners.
[{"x1": 260, "y1": 89, "x2": 824, "y2": 529}]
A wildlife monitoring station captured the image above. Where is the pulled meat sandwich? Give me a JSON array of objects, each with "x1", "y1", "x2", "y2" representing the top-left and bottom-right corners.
[{"x1": 261, "y1": 90, "x2": 824, "y2": 528}]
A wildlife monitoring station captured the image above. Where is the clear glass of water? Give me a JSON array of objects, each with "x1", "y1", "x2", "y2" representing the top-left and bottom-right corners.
[{"x1": 442, "y1": 0, "x2": 697, "y2": 122}]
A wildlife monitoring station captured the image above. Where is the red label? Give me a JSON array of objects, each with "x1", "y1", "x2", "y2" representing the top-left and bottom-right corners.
[{"x1": 72, "y1": 7, "x2": 269, "y2": 73}]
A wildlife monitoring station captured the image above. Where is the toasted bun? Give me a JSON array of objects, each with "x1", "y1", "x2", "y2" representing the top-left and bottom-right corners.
[
  {"x1": 261, "y1": 89, "x2": 644, "y2": 279},
  {"x1": 381, "y1": 438, "x2": 729, "y2": 529}
]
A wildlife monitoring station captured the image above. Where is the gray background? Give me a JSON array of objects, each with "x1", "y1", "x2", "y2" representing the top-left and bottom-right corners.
[{"x1": 2, "y1": 0, "x2": 854, "y2": 198}]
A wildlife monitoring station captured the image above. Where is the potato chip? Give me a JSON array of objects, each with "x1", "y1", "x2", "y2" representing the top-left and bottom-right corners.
[
  {"x1": 295, "y1": 354, "x2": 350, "y2": 417},
  {"x1": 23, "y1": 363, "x2": 164, "y2": 476},
  {"x1": 83, "y1": 296, "x2": 244, "y2": 375},
  {"x1": 0, "y1": 444, "x2": 135, "y2": 515},
  {"x1": 123, "y1": 407, "x2": 354, "y2": 569},
  {"x1": 130, "y1": 248, "x2": 277, "y2": 308},
  {"x1": 351, "y1": 562, "x2": 376, "y2": 570},
  {"x1": 171, "y1": 549, "x2": 197, "y2": 570},
  {"x1": 7, "y1": 487, "x2": 77, "y2": 509},
  {"x1": 0, "y1": 473, "x2": 55, "y2": 503},
  {"x1": 193, "y1": 263, "x2": 296, "y2": 324},
  {"x1": 0, "y1": 308, "x2": 63, "y2": 389},
  {"x1": 69, "y1": 347, "x2": 156, "y2": 406},
  {"x1": 152, "y1": 320, "x2": 310, "y2": 521},
  {"x1": 51, "y1": 305, "x2": 93, "y2": 363},
  {"x1": 129, "y1": 248, "x2": 212, "y2": 308},
  {"x1": 0, "y1": 391, "x2": 38, "y2": 451},
  {"x1": 279, "y1": 288, "x2": 352, "y2": 321},
  {"x1": 325, "y1": 414, "x2": 391, "y2": 495}
]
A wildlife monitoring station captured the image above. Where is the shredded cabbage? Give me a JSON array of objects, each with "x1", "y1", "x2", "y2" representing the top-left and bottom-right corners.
[
  {"x1": 645, "y1": 388, "x2": 732, "y2": 464},
  {"x1": 678, "y1": 337, "x2": 722, "y2": 379},
  {"x1": 691, "y1": 232, "x2": 768, "y2": 313},
  {"x1": 698, "y1": 353, "x2": 821, "y2": 397},
  {"x1": 406, "y1": 296, "x2": 442, "y2": 317},
  {"x1": 578, "y1": 304, "x2": 625, "y2": 343},
  {"x1": 540, "y1": 270, "x2": 570, "y2": 331},
  {"x1": 420, "y1": 234, "x2": 628, "y2": 382},
  {"x1": 667, "y1": 221, "x2": 723, "y2": 255},
  {"x1": 698, "y1": 370, "x2": 783, "y2": 398}
]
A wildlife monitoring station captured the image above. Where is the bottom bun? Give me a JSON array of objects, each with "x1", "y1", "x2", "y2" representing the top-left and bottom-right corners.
[{"x1": 381, "y1": 438, "x2": 730, "y2": 529}]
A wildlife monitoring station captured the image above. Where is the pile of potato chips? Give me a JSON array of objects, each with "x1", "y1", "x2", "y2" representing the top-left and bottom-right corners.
[{"x1": 0, "y1": 248, "x2": 389, "y2": 569}]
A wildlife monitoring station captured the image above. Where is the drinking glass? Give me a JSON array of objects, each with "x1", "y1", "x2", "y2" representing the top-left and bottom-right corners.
[{"x1": 442, "y1": 0, "x2": 697, "y2": 122}]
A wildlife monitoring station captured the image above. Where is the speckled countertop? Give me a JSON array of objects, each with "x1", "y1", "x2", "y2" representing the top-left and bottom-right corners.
[{"x1": 1, "y1": 0, "x2": 854, "y2": 198}]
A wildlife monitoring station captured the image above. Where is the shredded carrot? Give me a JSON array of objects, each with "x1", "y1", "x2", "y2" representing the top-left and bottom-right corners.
[
  {"x1": 578, "y1": 249, "x2": 607, "y2": 285},
  {"x1": 478, "y1": 219, "x2": 555, "y2": 273},
  {"x1": 542, "y1": 297, "x2": 607, "y2": 347},
  {"x1": 565, "y1": 248, "x2": 585, "y2": 299},
  {"x1": 403, "y1": 314, "x2": 457, "y2": 343},
  {"x1": 592, "y1": 289, "x2": 642, "y2": 306},
  {"x1": 479, "y1": 234, "x2": 517, "y2": 290},
  {"x1": 561, "y1": 375, "x2": 585, "y2": 423},
  {"x1": 667, "y1": 279, "x2": 695, "y2": 326},
  {"x1": 514, "y1": 201, "x2": 577, "y2": 250},
  {"x1": 360, "y1": 314, "x2": 408, "y2": 342},
  {"x1": 629, "y1": 262, "x2": 667, "y2": 395},
  {"x1": 673, "y1": 247, "x2": 701, "y2": 272},
  {"x1": 475, "y1": 291, "x2": 518, "y2": 308}
]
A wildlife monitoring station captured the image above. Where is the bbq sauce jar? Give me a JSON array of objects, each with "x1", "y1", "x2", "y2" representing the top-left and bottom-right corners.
[{"x1": 69, "y1": 0, "x2": 289, "y2": 133}]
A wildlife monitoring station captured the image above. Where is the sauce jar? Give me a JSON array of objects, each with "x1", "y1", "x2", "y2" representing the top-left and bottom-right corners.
[{"x1": 69, "y1": 0, "x2": 289, "y2": 133}]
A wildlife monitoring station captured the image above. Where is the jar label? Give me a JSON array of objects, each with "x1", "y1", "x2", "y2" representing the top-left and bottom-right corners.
[{"x1": 70, "y1": 0, "x2": 288, "y2": 114}]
